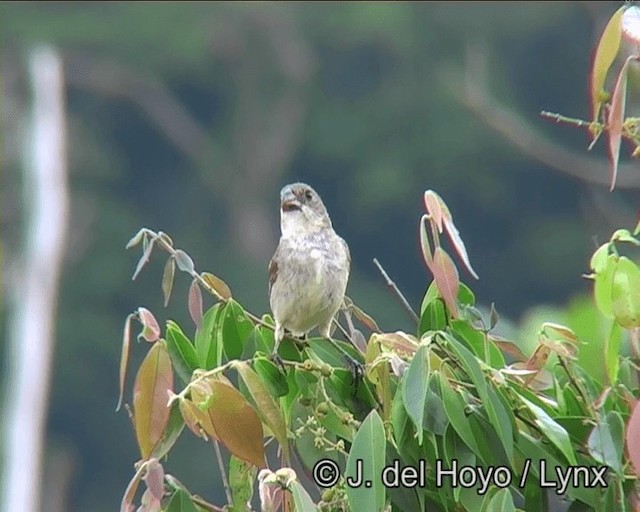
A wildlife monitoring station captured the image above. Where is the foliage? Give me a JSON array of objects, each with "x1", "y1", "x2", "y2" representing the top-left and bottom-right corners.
[
  {"x1": 118, "y1": 206, "x2": 640, "y2": 511},
  {"x1": 115, "y1": 8, "x2": 640, "y2": 511},
  {"x1": 543, "y1": 5, "x2": 640, "y2": 190}
]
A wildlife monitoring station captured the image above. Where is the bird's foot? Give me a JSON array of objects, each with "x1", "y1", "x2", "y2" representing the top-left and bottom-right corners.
[
  {"x1": 270, "y1": 351, "x2": 286, "y2": 373},
  {"x1": 344, "y1": 354, "x2": 365, "y2": 388}
]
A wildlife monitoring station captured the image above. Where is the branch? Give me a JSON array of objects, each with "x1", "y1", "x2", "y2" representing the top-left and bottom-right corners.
[
  {"x1": 439, "y1": 43, "x2": 640, "y2": 190},
  {"x1": 372, "y1": 258, "x2": 420, "y2": 324}
]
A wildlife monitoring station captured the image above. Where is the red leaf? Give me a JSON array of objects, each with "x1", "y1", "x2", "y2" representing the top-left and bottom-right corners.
[
  {"x1": 204, "y1": 380, "x2": 266, "y2": 467},
  {"x1": 607, "y1": 56, "x2": 634, "y2": 191},
  {"x1": 138, "y1": 307, "x2": 160, "y2": 343},
  {"x1": 188, "y1": 279, "x2": 203, "y2": 329},
  {"x1": 442, "y1": 215, "x2": 479, "y2": 280},
  {"x1": 423, "y1": 190, "x2": 444, "y2": 233},
  {"x1": 120, "y1": 463, "x2": 146, "y2": 512},
  {"x1": 143, "y1": 459, "x2": 165, "y2": 501},
  {"x1": 133, "y1": 342, "x2": 174, "y2": 460},
  {"x1": 432, "y1": 247, "x2": 459, "y2": 318},
  {"x1": 117, "y1": 314, "x2": 134, "y2": 412},
  {"x1": 627, "y1": 400, "x2": 640, "y2": 476},
  {"x1": 201, "y1": 271, "x2": 232, "y2": 301}
]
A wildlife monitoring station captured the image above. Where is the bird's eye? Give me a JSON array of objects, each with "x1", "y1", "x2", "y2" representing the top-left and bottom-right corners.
[{"x1": 304, "y1": 190, "x2": 313, "y2": 200}]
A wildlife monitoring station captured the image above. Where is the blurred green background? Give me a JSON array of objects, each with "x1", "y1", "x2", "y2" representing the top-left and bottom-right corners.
[{"x1": 1, "y1": 2, "x2": 638, "y2": 511}]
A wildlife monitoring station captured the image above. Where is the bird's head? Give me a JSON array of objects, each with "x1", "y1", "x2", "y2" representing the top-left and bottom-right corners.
[{"x1": 279, "y1": 182, "x2": 331, "y2": 237}]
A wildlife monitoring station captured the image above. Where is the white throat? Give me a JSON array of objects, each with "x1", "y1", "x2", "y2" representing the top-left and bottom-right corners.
[{"x1": 280, "y1": 210, "x2": 328, "y2": 238}]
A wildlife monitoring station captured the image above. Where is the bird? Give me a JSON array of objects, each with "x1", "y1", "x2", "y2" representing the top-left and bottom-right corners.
[{"x1": 268, "y1": 182, "x2": 351, "y2": 356}]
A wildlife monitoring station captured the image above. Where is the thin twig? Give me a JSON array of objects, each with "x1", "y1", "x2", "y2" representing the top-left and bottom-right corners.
[
  {"x1": 372, "y1": 258, "x2": 419, "y2": 324},
  {"x1": 213, "y1": 441, "x2": 233, "y2": 505}
]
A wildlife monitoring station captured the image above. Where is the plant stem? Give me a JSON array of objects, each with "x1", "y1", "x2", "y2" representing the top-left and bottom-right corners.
[{"x1": 372, "y1": 258, "x2": 419, "y2": 324}]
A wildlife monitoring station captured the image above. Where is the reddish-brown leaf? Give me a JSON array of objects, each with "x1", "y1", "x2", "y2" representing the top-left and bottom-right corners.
[
  {"x1": 236, "y1": 362, "x2": 288, "y2": 458},
  {"x1": 117, "y1": 313, "x2": 134, "y2": 412},
  {"x1": 590, "y1": 6, "x2": 625, "y2": 123},
  {"x1": 138, "y1": 307, "x2": 160, "y2": 343},
  {"x1": 120, "y1": 462, "x2": 146, "y2": 512},
  {"x1": 607, "y1": 56, "x2": 634, "y2": 191},
  {"x1": 423, "y1": 190, "x2": 444, "y2": 233},
  {"x1": 188, "y1": 279, "x2": 203, "y2": 329},
  {"x1": 201, "y1": 272, "x2": 232, "y2": 301},
  {"x1": 442, "y1": 215, "x2": 479, "y2": 280},
  {"x1": 133, "y1": 341, "x2": 174, "y2": 460},
  {"x1": 204, "y1": 380, "x2": 266, "y2": 468},
  {"x1": 350, "y1": 303, "x2": 381, "y2": 333},
  {"x1": 143, "y1": 459, "x2": 165, "y2": 501},
  {"x1": 179, "y1": 397, "x2": 209, "y2": 440},
  {"x1": 162, "y1": 257, "x2": 175, "y2": 308},
  {"x1": 488, "y1": 334, "x2": 526, "y2": 361},
  {"x1": 627, "y1": 400, "x2": 640, "y2": 476},
  {"x1": 419, "y1": 214, "x2": 434, "y2": 272},
  {"x1": 432, "y1": 247, "x2": 460, "y2": 318}
]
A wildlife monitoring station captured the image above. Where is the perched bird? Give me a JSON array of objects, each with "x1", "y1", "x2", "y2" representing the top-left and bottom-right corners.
[{"x1": 269, "y1": 183, "x2": 350, "y2": 353}]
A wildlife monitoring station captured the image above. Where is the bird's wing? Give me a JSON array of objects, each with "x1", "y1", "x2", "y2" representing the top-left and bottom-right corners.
[{"x1": 268, "y1": 244, "x2": 280, "y2": 297}]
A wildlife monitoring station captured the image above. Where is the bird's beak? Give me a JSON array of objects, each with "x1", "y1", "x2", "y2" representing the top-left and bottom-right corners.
[{"x1": 281, "y1": 189, "x2": 301, "y2": 212}]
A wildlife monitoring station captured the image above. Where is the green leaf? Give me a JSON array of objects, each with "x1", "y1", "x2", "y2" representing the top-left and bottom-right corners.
[
  {"x1": 222, "y1": 299, "x2": 254, "y2": 360},
  {"x1": 418, "y1": 298, "x2": 446, "y2": 336},
  {"x1": 439, "y1": 373, "x2": 482, "y2": 460},
  {"x1": 253, "y1": 357, "x2": 289, "y2": 397},
  {"x1": 235, "y1": 361, "x2": 289, "y2": 459},
  {"x1": 518, "y1": 432, "x2": 598, "y2": 508},
  {"x1": 605, "y1": 321, "x2": 623, "y2": 384},
  {"x1": 307, "y1": 337, "x2": 359, "y2": 368},
  {"x1": 345, "y1": 410, "x2": 386, "y2": 512},
  {"x1": 228, "y1": 455, "x2": 256, "y2": 511},
  {"x1": 485, "y1": 489, "x2": 516, "y2": 512},
  {"x1": 587, "y1": 410, "x2": 624, "y2": 474},
  {"x1": 150, "y1": 401, "x2": 184, "y2": 460},
  {"x1": 590, "y1": 243, "x2": 610, "y2": 273},
  {"x1": 194, "y1": 304, "x2": 223, "y2": 370},
  {"x1": 594, "y1": 253, "x2": 617, "y2": 319},
  {"x1": 611, "y1": 256, "x2": 640, "y2": 328},
  {"x1": 165, "y1": 321, "x2": 199, "y2": 384},
  {"x1": 590, "y1": 6, "x2": 625, "y2": 122},
  {"x1": 422, "y1": 373, "x2": 449, "y2": 436},
  {"x1": 133, "y1": 341, "x2": 173, "y2": 460},
  {"x1": 290, "y1": 480, "x2": 318, "y2": 512},
  {"x1": 402, "y1": 345, "x2": 430, "y2": 444},
  {"x1": 518, "y1": 395, "x2": 577, "y2": 465},
  {"x1": 164, "y1": 489, "x2": 198, "y2": 512},
  {"x1": 444, "y1": 334, "x2": 514, "y2": 465},
  {"x1": 611, "y1": 229, "x2": 640, "y2": 246}
]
